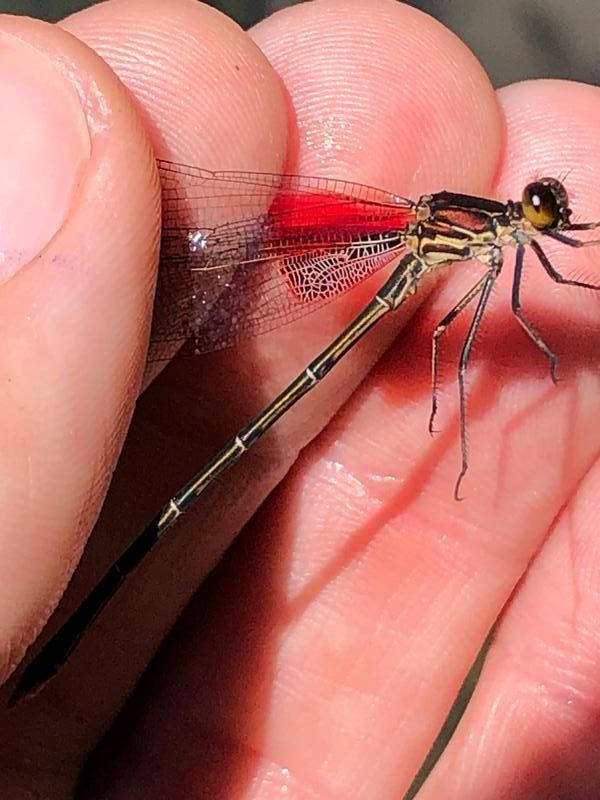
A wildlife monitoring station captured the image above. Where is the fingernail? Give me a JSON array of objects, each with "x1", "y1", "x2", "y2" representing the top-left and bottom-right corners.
[{"x1": 0, "y1": 31, "x2": 91, "y2": 282}]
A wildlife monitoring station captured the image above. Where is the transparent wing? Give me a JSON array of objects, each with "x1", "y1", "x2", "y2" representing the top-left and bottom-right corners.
[{"x1": 150, "y1": 161, "x2": 415, "y2": 360}]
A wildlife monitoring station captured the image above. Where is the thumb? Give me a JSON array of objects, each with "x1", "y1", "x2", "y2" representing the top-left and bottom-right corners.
[{"x1": 0, "y1": 15, "x2": 159, "y2": 685}]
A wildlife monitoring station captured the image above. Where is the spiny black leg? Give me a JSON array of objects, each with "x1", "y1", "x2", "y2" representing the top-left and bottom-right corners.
[
  {"x1": 512, "y1": 243, "x2": 559, "y2": 383},
  {"x1": 429, "y1": 273, "x2": 489, "y2": 435},
  {"x1": 533, "y1": 237, "x2": 600, "y2": 290},
  {"x1": 454, "y1": 252, "x2": 502, "y2": 500},
  {"x1": 555, "y1": 220, "x2": 600, "y2": 232}
]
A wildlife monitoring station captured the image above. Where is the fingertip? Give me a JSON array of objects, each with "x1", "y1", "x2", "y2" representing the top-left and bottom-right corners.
[
  {"x1": 62, "y1": 0, "x2": 289, "y2": 172},
  {"x1": 252, "y1": 0, "x2": 502, "y2": 195}
]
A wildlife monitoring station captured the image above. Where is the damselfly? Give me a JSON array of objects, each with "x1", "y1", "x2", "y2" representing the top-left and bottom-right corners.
[{"x1": 10, "y1": 161, "x2": 600, "y2": 705}]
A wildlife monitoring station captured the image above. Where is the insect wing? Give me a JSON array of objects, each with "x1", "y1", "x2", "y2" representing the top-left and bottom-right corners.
[{"x1": 151, "y1": 162, "x2": 415, "y2": 359}]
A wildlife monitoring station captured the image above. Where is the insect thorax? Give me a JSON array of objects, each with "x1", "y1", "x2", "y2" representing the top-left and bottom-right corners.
[{"x1": 407, "y1": 192, "x2": 513, "y2": 268}]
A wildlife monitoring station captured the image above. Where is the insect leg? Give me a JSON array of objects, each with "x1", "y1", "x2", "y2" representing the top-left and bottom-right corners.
[
  {"x1": 429, "y1": 272, "x2": 490, "y2": 435},
  {"x1": 454, "y1": 249, "x2": 502, "y2": 499},
  {"x1": 511, "y1": 243, "x2": 560, "y2": 382},
  {"x1": 532, "y1": 237, "x2": 600, "y2": 290}
]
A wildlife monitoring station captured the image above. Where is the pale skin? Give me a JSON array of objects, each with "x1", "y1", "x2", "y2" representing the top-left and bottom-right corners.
[{"x1": 0, "y1": 0, "x2": 600, "y2": 797}]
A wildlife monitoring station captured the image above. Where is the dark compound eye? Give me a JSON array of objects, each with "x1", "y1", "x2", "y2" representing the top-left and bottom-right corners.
[{"x1": 522, "y1": 180, "x2": 563, "y2": 229}]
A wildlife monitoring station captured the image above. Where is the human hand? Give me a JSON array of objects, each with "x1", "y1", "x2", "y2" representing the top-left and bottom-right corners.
[{"x1": 1, "y1": 1, "x2": 600, "y2": 798}]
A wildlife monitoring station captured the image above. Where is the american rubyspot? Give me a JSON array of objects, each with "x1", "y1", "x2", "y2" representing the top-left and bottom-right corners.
[{"x1": 9, "y1": 161, "x2": 600, "y2": 705}]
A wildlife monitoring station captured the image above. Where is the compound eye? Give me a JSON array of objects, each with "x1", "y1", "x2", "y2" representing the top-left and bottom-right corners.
[{"x1": 522, "y1": 181, "x2": 560, "y2": 229}]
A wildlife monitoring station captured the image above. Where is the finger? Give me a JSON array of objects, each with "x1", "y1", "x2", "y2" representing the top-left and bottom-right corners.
[
  {"x1": 0, "y1": 13, "x2": 159, "y2": 798},
  {"x1": 0, "y1": 15, "x2": 158, "y2": 685},
  {"x1": 8, "y1": 0, "x2": 288, "y2": 736},
  {"x1": 417, "y1": 79, "x2": 600, "y2": 800},
  {"x1": 73, "y1": 1, "x2": 504, "y2": 797}
]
